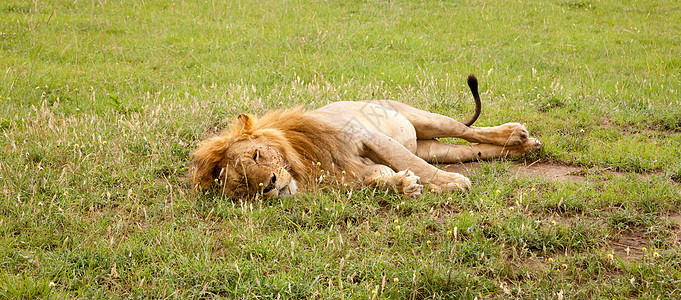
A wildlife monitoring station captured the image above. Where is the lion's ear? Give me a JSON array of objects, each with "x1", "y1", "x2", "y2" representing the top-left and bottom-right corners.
[{"x1": 233, "y1": 114, "x2": 256, "y2": 134}]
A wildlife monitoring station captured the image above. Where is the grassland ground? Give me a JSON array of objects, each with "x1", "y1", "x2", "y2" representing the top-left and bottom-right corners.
[{"x1": 1, "y1": 0, "x2": 680, "y2": 298}]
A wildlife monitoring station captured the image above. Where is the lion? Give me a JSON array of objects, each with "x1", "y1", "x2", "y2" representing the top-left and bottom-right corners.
[{"x1": 191, "y1": 75, "x2": 541, "y2": 198}]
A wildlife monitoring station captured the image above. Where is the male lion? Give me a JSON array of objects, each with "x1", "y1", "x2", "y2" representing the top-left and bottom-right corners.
[{"x1": 191, "y1": 75, "x2": 541, "y2": 198}]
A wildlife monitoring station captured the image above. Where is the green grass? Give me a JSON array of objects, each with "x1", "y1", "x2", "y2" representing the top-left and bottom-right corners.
[{"x1": 2, "y1": 0, "x2": 681, "y2": 298}]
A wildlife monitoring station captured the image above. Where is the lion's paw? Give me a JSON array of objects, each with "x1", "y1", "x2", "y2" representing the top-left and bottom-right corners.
[
  {"x1": 506, "y1": 137, "x2": 542, "y2": 157},
  {"x1": 523, "y1": 138, "x2": 542, "y2": 152},
  {"x1": 427, "y1": 172, "x2": 471, "y2": 193},
  {"x1": 395, "y1": 170, "x2": 423, "y2": 197},
  {"x1": 496, "y1": 122, "x2": 531, "y2": 146}
]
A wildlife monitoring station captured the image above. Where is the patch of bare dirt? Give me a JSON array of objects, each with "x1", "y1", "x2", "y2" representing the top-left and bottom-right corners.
[
  {"x1": 667, "y1": 213, "x2": 681, "y2": 246},
  {"x1": 443, "y1": 160, "x2": 668, "y2": 183},
  {"x1": 609, "y1": 214, "x2": 681, "y2": 261},
  {"x1": 669, "y1": 214, "x2": 681, "y2": 227},
  {"x1": 599, "y1": 116, "x2": 614, "y2": 127},
  {"x1": 608, "y1": 230, "x2": 650, "y2": 261},
  {"x1": 444, "y1": 161, "x2": 585, "y2": 183}
]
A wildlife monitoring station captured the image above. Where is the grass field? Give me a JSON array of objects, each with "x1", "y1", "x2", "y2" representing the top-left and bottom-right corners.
[{"x1": 1, "y1": 0, "x2": 680, "y2": 298}]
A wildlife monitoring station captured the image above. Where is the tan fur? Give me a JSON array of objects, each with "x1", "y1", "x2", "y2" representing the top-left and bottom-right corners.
[{"x1": 192, "y1": 78, "x2": 542, "y2": 199}]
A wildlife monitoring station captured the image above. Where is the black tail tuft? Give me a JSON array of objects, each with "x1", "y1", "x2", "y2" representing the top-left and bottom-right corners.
[{"x1": 462, "y1": 74, "x2": 482, "y2": 126}]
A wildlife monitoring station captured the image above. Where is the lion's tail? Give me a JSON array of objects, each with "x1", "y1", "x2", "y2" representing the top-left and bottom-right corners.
[{"x1": 461, "y1": 74, "x2": 481, "y2": 127}]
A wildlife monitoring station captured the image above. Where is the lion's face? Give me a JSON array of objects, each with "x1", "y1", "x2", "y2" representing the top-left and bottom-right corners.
[
  {"x1": 192, "y1": 113, "x2": 301, "y2": 199},
  {"x1": 216, "y1": 138, "x2": 298, "y2": 198}
]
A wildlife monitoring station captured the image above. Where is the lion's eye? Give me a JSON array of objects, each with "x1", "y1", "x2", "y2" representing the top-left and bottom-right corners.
[{"x1": 252, "y1": 150, "x2": 260, "y2": 163}]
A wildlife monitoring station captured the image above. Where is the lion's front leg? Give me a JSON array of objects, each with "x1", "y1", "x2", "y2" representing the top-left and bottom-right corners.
[
  {"x1": 357, "y1": 130, "x2": 472, "y2": 194},
  {"x1": 360, "y1": 164, "x2": 424, "y2": 197}
]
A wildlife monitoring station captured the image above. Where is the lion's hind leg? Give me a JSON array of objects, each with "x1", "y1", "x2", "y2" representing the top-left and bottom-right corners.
[
  {"x1": 360, "y1": 164, "x2": 424, "y2": 197},
  {"x1": 410, "y1": 115, "x2": 535, "y2": 147},
  {"x1": 415, "y1": 139, "x2": 542, "y2": 163},
  {"x1": 365, "y1": 100, "x2": 535, "y2": 147}
]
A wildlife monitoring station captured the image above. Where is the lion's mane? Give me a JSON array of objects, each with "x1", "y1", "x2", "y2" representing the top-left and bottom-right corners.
[{"x1": 191, "y1": 107, "x2": 364, "y2": 189}]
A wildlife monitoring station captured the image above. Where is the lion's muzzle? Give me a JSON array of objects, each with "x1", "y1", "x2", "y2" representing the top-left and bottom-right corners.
[{"x1": 261, "y1": 172, "x2": 298, "y2": 198}]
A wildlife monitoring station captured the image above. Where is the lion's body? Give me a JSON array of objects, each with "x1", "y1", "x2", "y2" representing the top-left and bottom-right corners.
[{"x1": 191, "y1": 77, "x2": 541, "y2": 198}]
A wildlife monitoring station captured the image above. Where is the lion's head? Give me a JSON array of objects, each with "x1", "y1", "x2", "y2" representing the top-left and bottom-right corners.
[
  {"x1": 191, "y1": 108, "x2": 364, "y2": 199},
  {"x1": 191, "y1": 114, "x2": 299, "y2": 198}
]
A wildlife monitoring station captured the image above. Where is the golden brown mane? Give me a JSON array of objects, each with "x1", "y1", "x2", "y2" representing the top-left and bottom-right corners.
[{"x1": 191, "y1": 107, "x2": 364, "y2": 189}]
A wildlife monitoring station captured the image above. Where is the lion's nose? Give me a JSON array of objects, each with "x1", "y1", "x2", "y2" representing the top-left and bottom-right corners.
[{"x1": 262, "y1": 173, "x2": 277, "y2": 193}]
